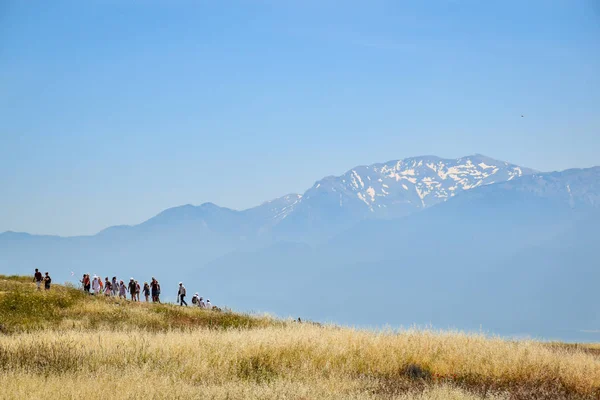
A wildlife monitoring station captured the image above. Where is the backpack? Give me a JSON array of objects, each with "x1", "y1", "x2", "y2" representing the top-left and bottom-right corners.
[{"x1": 192, "y1": 296, "x2": 198, "y2": 305}]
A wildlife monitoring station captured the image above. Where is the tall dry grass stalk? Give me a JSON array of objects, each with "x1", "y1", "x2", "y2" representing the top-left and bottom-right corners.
[
  {"x1": 1, "y1": 326, "x2": 600, "y2": 399},
  {"x1": 2, "y1": 276, "x2": 600, "y2": 399}
]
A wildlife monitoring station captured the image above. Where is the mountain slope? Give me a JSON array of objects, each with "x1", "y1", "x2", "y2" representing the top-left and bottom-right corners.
[
  {"x1": 0, "y1": 154, "x2": 541, "y2": 309},
  {"x1": 199, "y1": 166, "x2": 600, "y2": 340},
  {"x1": 273, "y1": 154, "x2": 534, "y2": 241}
]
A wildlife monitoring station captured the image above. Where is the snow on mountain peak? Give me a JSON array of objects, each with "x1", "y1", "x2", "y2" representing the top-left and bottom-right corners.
[{"x1": 299, "y1": 155, "x2": 535, "y2": 218}]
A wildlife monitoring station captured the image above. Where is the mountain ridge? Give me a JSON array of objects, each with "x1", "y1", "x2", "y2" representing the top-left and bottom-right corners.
[{"x1": 1, "y1": 154, "x2": 536, "y2": 238}]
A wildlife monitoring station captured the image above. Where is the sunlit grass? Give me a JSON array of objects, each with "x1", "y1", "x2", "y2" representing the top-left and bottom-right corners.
[{"x1": 1, "y1": 275, "x2": 600, "y2": 399}]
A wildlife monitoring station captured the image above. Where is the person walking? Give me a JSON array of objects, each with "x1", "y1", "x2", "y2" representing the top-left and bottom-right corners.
[
  {"x1": 33, "y1": 268, "x2": 43, "y2": 290},
  {"x1": 128, "y1": 278, "x2": 137, "y2": 301},
  {"x1": 43, "y1": 272, "x2": 52, "y2": 291},
  {"x1": 79, "y1": 274, "x2": 91, "y2": 294},
  {"x1": 142, "y1": 282, "x2": 150, "y2": 302},
  {"x1": 135, "y1": 281, "x2": 141, "y2": 302},
  {"x1": 82, "y1": 274, "x2": 91, "y2": 294},
  {"x1": 119, "y1": 280, "x2": 127, "y2": 299},
  {"x1": 150, "y1": 278, "x2": 158, "y2": 303},
  {"x1": 92, "y1": 276, "x2": 101, "y2": 295},
  {"x1": 104, "y1": 277, "x2": 112, "y2": 296},
  {"x1": 156, "y1": 280, "x2": 161, "y2": 303},
  {"x1": 198, "y1": 297, "x2": 206, "y2": 309},
  {"x1": 206, "y1": 299, "x2": 212, "y2": 310},
  {"x1": 177, "y1": 282, "x2": 187, "y2": 306},
  {"x1": 111, "y1": 277, "x2": 119, "y2": 296}
]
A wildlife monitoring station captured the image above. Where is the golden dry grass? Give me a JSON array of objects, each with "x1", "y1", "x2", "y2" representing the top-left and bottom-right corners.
[{"x1": 1, "y1": 276, "x2": 600, "y2": 399}]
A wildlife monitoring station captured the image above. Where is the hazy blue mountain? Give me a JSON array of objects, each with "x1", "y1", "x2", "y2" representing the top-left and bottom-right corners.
[
  {"x1": 0, "y1": 154, "x2": 531, "y2": 274},
  {"x1": 273, "y1": 154, "x2": 534, "y2": 241},
  {"x1": 0, "y1": 194, "x2": 303, "y2": 289},
  {"x1": 4, "y1": 156, "x2": 599, "y2": 341},
  {"x1": 197, "y1": 167, "x2": 600, "y2": 340}
]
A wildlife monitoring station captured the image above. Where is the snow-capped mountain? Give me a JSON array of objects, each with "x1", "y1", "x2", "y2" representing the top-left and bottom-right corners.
[
  {"x1": 278, "y1": 154, "x2": 535, "y2": 232},
  {"x1": 3, "y1": 156, "x2": 600, "y2": 339},
  {"x1": 201, "y1": 166, "x2": 600, "y2": 340}
]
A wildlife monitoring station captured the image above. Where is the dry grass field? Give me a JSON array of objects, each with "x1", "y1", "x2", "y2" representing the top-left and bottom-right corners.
[{"x1": 1, "y1": 275, "x2": 600, "y2": 399}]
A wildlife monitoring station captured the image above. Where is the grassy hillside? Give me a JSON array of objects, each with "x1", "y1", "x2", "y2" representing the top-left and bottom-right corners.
[
  {"x1": 1, "y1": 276, "x2": 600, "y2": 399},
  {"x1": 0, "y1": 275, "x2": 277, "y2": 333}
]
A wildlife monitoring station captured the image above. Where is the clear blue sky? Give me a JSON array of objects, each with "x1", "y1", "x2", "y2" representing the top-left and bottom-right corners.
[{"x1": 1, "y1": 0, "x2": 599, "y2": 236}]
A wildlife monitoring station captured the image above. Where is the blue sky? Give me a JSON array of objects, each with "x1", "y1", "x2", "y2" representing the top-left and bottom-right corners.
[{"x1": 1, "y1": 0, "x2": 599, "y2": 236}]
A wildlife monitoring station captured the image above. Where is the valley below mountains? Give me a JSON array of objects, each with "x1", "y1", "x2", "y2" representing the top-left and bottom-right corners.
[{"x1": 2, "y1": 154, "x2": 599, "y2": 341}]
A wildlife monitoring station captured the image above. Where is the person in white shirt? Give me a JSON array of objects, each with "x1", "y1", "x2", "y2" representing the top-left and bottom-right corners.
[
  {"x1": 177, "y1": 282, "x2": 187, "y2": 306},
  {"x1": 198, "y1": 297, "x2": 206, "y2": 309},
  {"x1": 205, "y1": 299, "x2": 212, "y2": 310},
  {"x1": 91, "y1": 276, "x2": 101, "y2": 295}
]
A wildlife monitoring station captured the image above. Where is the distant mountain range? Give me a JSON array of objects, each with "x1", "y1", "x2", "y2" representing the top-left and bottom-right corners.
[
  {"x1": 0, "y1": 153, "x2": 535, "y2": 241},
  {"x1": 2, "y1": 154, "x2": 599, "y2": 340}
]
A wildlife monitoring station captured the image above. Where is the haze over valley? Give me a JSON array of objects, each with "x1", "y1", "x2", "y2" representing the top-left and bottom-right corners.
[{"x1": 3, "y1": 154, "x2": 599, "y2": 341}]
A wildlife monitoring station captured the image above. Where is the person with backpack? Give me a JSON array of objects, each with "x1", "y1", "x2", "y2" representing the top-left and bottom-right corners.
[
  {"x1": 33, "y1": 268, "x2": 43, "y2": 290},
  {"x1": 43, "y1": 272, "x2": 52, "y2": 291},
  {"x1": 177, "y1": 282, "x2": 187, "y2": 306},
  {"x1": 150, "y1": 278, "x2": 159, "y2": 303},
  {"x1": 198, "y1": 297, "x2": 206, "y2": 309},
  {"x1": 128, "y1": 278, "x2": 137, "y2": 301},
  {"x1": 142, "y1": 282, "x2": 150, "y2": 302},
  {"x1": 191, "y1": 293, "x2": 200, "y2": 306}
]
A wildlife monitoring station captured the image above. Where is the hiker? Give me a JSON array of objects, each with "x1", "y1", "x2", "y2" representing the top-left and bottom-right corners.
[
  {"x1": 156, "y1": 280, "x2": 161, "y2": 303},
  {"x1": 142, "y1": 282, "x2": 150, "y2": 302},
  {"x1": 82, "y1": 274, "x2": 91, "y2": 294},
  {"x1": 33, "y1": 268, "x2": 43, "y2": 290},
  {"x1": 111, "y1": 277, "x2": 119, "y2": 296},
  {"x1": 128, "y1": 278, "x2": 137, "y2": 301},
  {"x1": 150, "y1": 278, "x2": 159, "y2": 303},
  {"x1": 104, "y1": 277, "x2": 112, "y2": 296},
  {"x1": 135, "y1": 281, "x2": 141, "y2": 302},
  {"x1": 191, "y1": 293, "x2": 199, "y2": 306},
  {"x1": 92, "y1": 276, "x2": 101, "y2": 295},
  {"x1": 198, "y1": 297, "x2": 206, "y2": 309},
  {"x1": 206, "y1": 299, "x2": 212, "y2": 310},
  {"x1": 177, "y1": 282, "x2": 187, "y2": 306},
  {"x1": 118, "y1": 280, "x2": 127, "y2": 299},
  {"x1": 44, "y1": 272, "x2": 52, "y2": 291}
]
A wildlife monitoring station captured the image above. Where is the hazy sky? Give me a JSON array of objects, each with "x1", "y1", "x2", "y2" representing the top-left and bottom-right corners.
[{"x1": 1, "y1": 0, "x2": 599, "y2": 236}]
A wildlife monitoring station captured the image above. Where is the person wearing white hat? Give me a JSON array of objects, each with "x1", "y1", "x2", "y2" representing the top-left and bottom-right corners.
[
  {"x1": 177, "y1": 282, "x2": 187, "y2": 306},
  {"x1": 128, "y1": 278, "x2": 137, "y2": 302}
]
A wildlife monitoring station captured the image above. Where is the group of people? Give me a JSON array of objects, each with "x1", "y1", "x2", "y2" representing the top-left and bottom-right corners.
[
  {"x1": 34, "y1": 269, "x2": 216, "y2": 309},
  {"x1": 177, "y1": 282, "x2": 213, "y2": 309},
  {"x1": 79, "y1": 274, "x2": 163, "y2": 302},
  {"x1": 33, "y1": 268, "x2": 51, "y2": 290}
]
